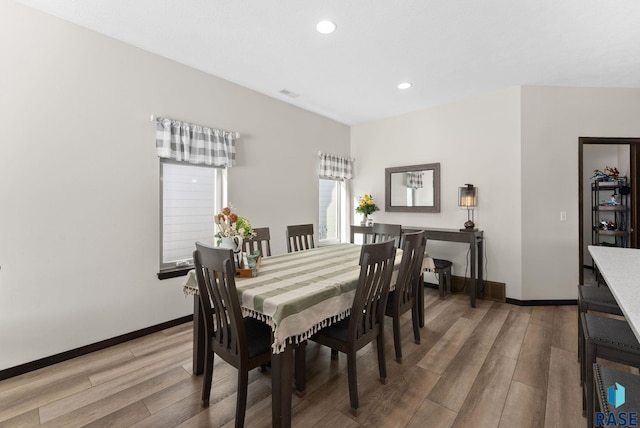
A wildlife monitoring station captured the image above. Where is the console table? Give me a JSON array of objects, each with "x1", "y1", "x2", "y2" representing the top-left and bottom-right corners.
[{"x1": 350, "y1": 225, "x2": 484, "y2": 307}]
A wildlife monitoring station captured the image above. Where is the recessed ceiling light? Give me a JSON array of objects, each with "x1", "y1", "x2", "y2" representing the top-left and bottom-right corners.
[
  {"x1": 316, "y1": 20, "x2": 337, "y2": 34},
  {"x1": 398, "y1": 82, "x2": 413, "y2": 90}
]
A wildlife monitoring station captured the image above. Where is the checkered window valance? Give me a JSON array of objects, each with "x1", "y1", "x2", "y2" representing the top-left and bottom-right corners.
[
  {"x1": 155, "y1": 116, "x2": 236, "y2": 167},
  {"x1": 406, "y1": 171, "x2": 424, "y2": 189},
  {"x1": 318, "y1": 152, "x2": 354, "y2": 180}
]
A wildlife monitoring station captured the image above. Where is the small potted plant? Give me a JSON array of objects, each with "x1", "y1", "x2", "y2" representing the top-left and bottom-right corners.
[
  {"x1": 355, "y1": 194, "x2": 380, "y2": 226},
  {"x1": 214, "y1": 207, "x2": 256, "y2": 266}
]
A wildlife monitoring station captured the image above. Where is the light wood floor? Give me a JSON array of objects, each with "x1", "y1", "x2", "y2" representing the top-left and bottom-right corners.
[{"x1": 0, "y1": 289, "x2": 586, "y2": 427}]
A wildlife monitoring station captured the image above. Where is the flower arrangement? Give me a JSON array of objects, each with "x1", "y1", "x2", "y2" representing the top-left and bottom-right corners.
[
  {"x1": 355, "y1": 194, "x2": 380, "y2": 216},
  {"x1": 214, "y1": 207, "x2": 256, "y2": 245}
]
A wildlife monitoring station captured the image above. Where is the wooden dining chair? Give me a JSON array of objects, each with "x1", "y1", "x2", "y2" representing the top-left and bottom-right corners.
[
  {"x1": 385, "y1": 230, "x2": 426, "y2": 361},
  {"x1": 242, "y1": 227, "x2": 271, "y2": 257},
  {"x1": 286, "y1": 224, "x2": 315, "y2": 252},
  {"x1": 372, "y1": 223, "x2": 402, "y2": 247},
  {"x1": 306, "y1": 240, "x2": 396, "y2": 415},
  {"x1": 193, "y1": 242, "x2": 272, "y2": 428}
]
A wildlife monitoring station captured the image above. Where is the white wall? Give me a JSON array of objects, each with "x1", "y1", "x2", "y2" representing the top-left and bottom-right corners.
[
  {"x1": 521, "y1": 86, "x2": 640, "y2": 300},
  {"x1": 351, "y1": 87, "x2": 523, "y2": 298},
  {"x1": 0, "y1": 2, "x2": 349, "y2": 370},
  {"x1": 352, "y1": 86, "x2": 640, "y2": 302}
]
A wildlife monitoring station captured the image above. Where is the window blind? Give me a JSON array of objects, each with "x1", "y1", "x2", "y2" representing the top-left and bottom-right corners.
[{"x1": 161, "y1": 162, "x2": 222, "y2": 267}]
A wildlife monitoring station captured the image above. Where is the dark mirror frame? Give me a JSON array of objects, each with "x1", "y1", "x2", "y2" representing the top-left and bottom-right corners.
[{"x1": 385, "y1": 163, "x2": 441, "y2": 213}]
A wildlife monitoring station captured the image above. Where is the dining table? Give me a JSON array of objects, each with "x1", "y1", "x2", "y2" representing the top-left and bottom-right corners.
[
  {"x1": 182, "y1": 242, "x2": 409, "y2": 427},
  {"x1": 588, "y1": 245, "x2": 640, "y2": 341}
]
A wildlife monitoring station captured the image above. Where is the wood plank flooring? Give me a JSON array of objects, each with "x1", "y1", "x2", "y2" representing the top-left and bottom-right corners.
[{"x1": 0, "y1": 289, "x2": 587, "y2": 427}]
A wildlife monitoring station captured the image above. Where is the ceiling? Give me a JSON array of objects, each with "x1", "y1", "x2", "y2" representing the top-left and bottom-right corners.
[{"x1": 16, "y1": 0, "x2": 640, "y2": 125}]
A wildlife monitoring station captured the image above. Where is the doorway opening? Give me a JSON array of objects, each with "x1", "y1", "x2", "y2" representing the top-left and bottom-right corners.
[{"x1": 578, "y1": 137, "x2": 640, "y2": 285}]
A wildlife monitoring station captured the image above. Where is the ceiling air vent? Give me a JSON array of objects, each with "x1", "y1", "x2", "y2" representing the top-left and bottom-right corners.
[{"x1": 279, "y1": 89, "x2": 300, "y2": 98}]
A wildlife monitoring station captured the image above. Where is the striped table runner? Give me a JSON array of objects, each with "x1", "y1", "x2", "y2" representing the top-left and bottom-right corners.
[{"x1": 183, "y1": 243, "x2": 404, "y2": 353}]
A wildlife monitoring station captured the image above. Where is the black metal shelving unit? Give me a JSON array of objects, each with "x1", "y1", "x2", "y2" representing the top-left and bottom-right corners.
[{"x1": 591, "y1": 178, "x2": 631, "y2": 249}]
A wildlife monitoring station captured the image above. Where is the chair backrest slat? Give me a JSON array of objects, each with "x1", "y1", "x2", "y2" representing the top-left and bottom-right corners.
[
  {"x1": 243, "y1": 227, "x2": 272, "y2": 257},
  {"x1": 372, "y1": 223, "x2": 402, "y2": 247},
  {"x1": 395, "y1": 231, "x2": 427, "y2": 309},
  {"x1": 350, "y1": 240, "x2": 396, "y2": 342},
  {"x1": 193, "y1": 242, "x2": 247, "y2": 358},
  {"x1": 286, "y1": 224, "x2": 315, "y2": 253}
]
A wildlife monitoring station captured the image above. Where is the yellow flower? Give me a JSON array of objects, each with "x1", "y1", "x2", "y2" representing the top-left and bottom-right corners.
[
  {"x1": 364, "y1": 194, "x2": 370, "y2": 200},
  {"x1": 360, "y1": 200, "x2": 366, "y2": 206},
  {"x1": 367, "y1": 200, "x2": 373, "y2": 205}
]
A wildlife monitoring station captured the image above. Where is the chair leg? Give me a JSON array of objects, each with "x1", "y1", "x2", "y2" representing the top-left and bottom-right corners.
[
  {"x1": 578, "y1": 307, "x2": 583, "y2": 367},
  {"x1": 411, "y1": 304, "x2": 421, "y2": 344},
  {"x1": 392, "y1": 313, "x2": 402, "y2": 362},
  {"x1": 294, "y1": 341, "x2": 307, "y2": 396},
  {"x1": 331, "y1": 349, "x2": 339, "y2": 360},
  {"x1": 236, "y1": 368, "x2": 249, "y2": 428},
  {"x1": 376, "y1": 332, "x2": 387, "y2": 383},
  {"x1": 583, "y1": 342, "x2": 595, "y2": 421},
  {"x1": 347, "y1": 350, "x2": 359, "y2": 415},
  {"x1": 437, "y1": 269, "x2": 445, "y2": 299},
  {"x1": 201, "y1": 349, "x2": 214, "y2": 406},
  {"x1": 418, "y1": 274, "x2": 425, "y2": 328},
  {"x1": 579, "y1": 312, "x2": 587, "y2": 388},
  {"x1": 592, "y1": 367, "x2": 601, "y2": 427},
  {"x1": 577, "y1": 297, "x2": 586, "y2": 364},
  {"x1": 578, "y1": 306, "x2": 584, "y2": 364}
]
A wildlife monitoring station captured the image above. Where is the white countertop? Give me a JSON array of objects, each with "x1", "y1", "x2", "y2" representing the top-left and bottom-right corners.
[{"x1": 588, "y1": 245, "x2": 640, "y2": 341}]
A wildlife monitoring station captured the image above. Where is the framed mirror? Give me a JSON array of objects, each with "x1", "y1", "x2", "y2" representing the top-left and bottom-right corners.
[{"x1": 385, "y1": 163, "x2": 440, "y2": 212}]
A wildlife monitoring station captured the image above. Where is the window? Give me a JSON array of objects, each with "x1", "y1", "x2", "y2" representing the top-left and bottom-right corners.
[
  {"x1": 319, "y1": 178, "x2": 345, "y2": 245},
  {"x1": 160, "y1": 160, "x2": 226, "y2": 272},
  {"x1": 406, "y1": 188, "x2": 414, "y2": 207}
]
